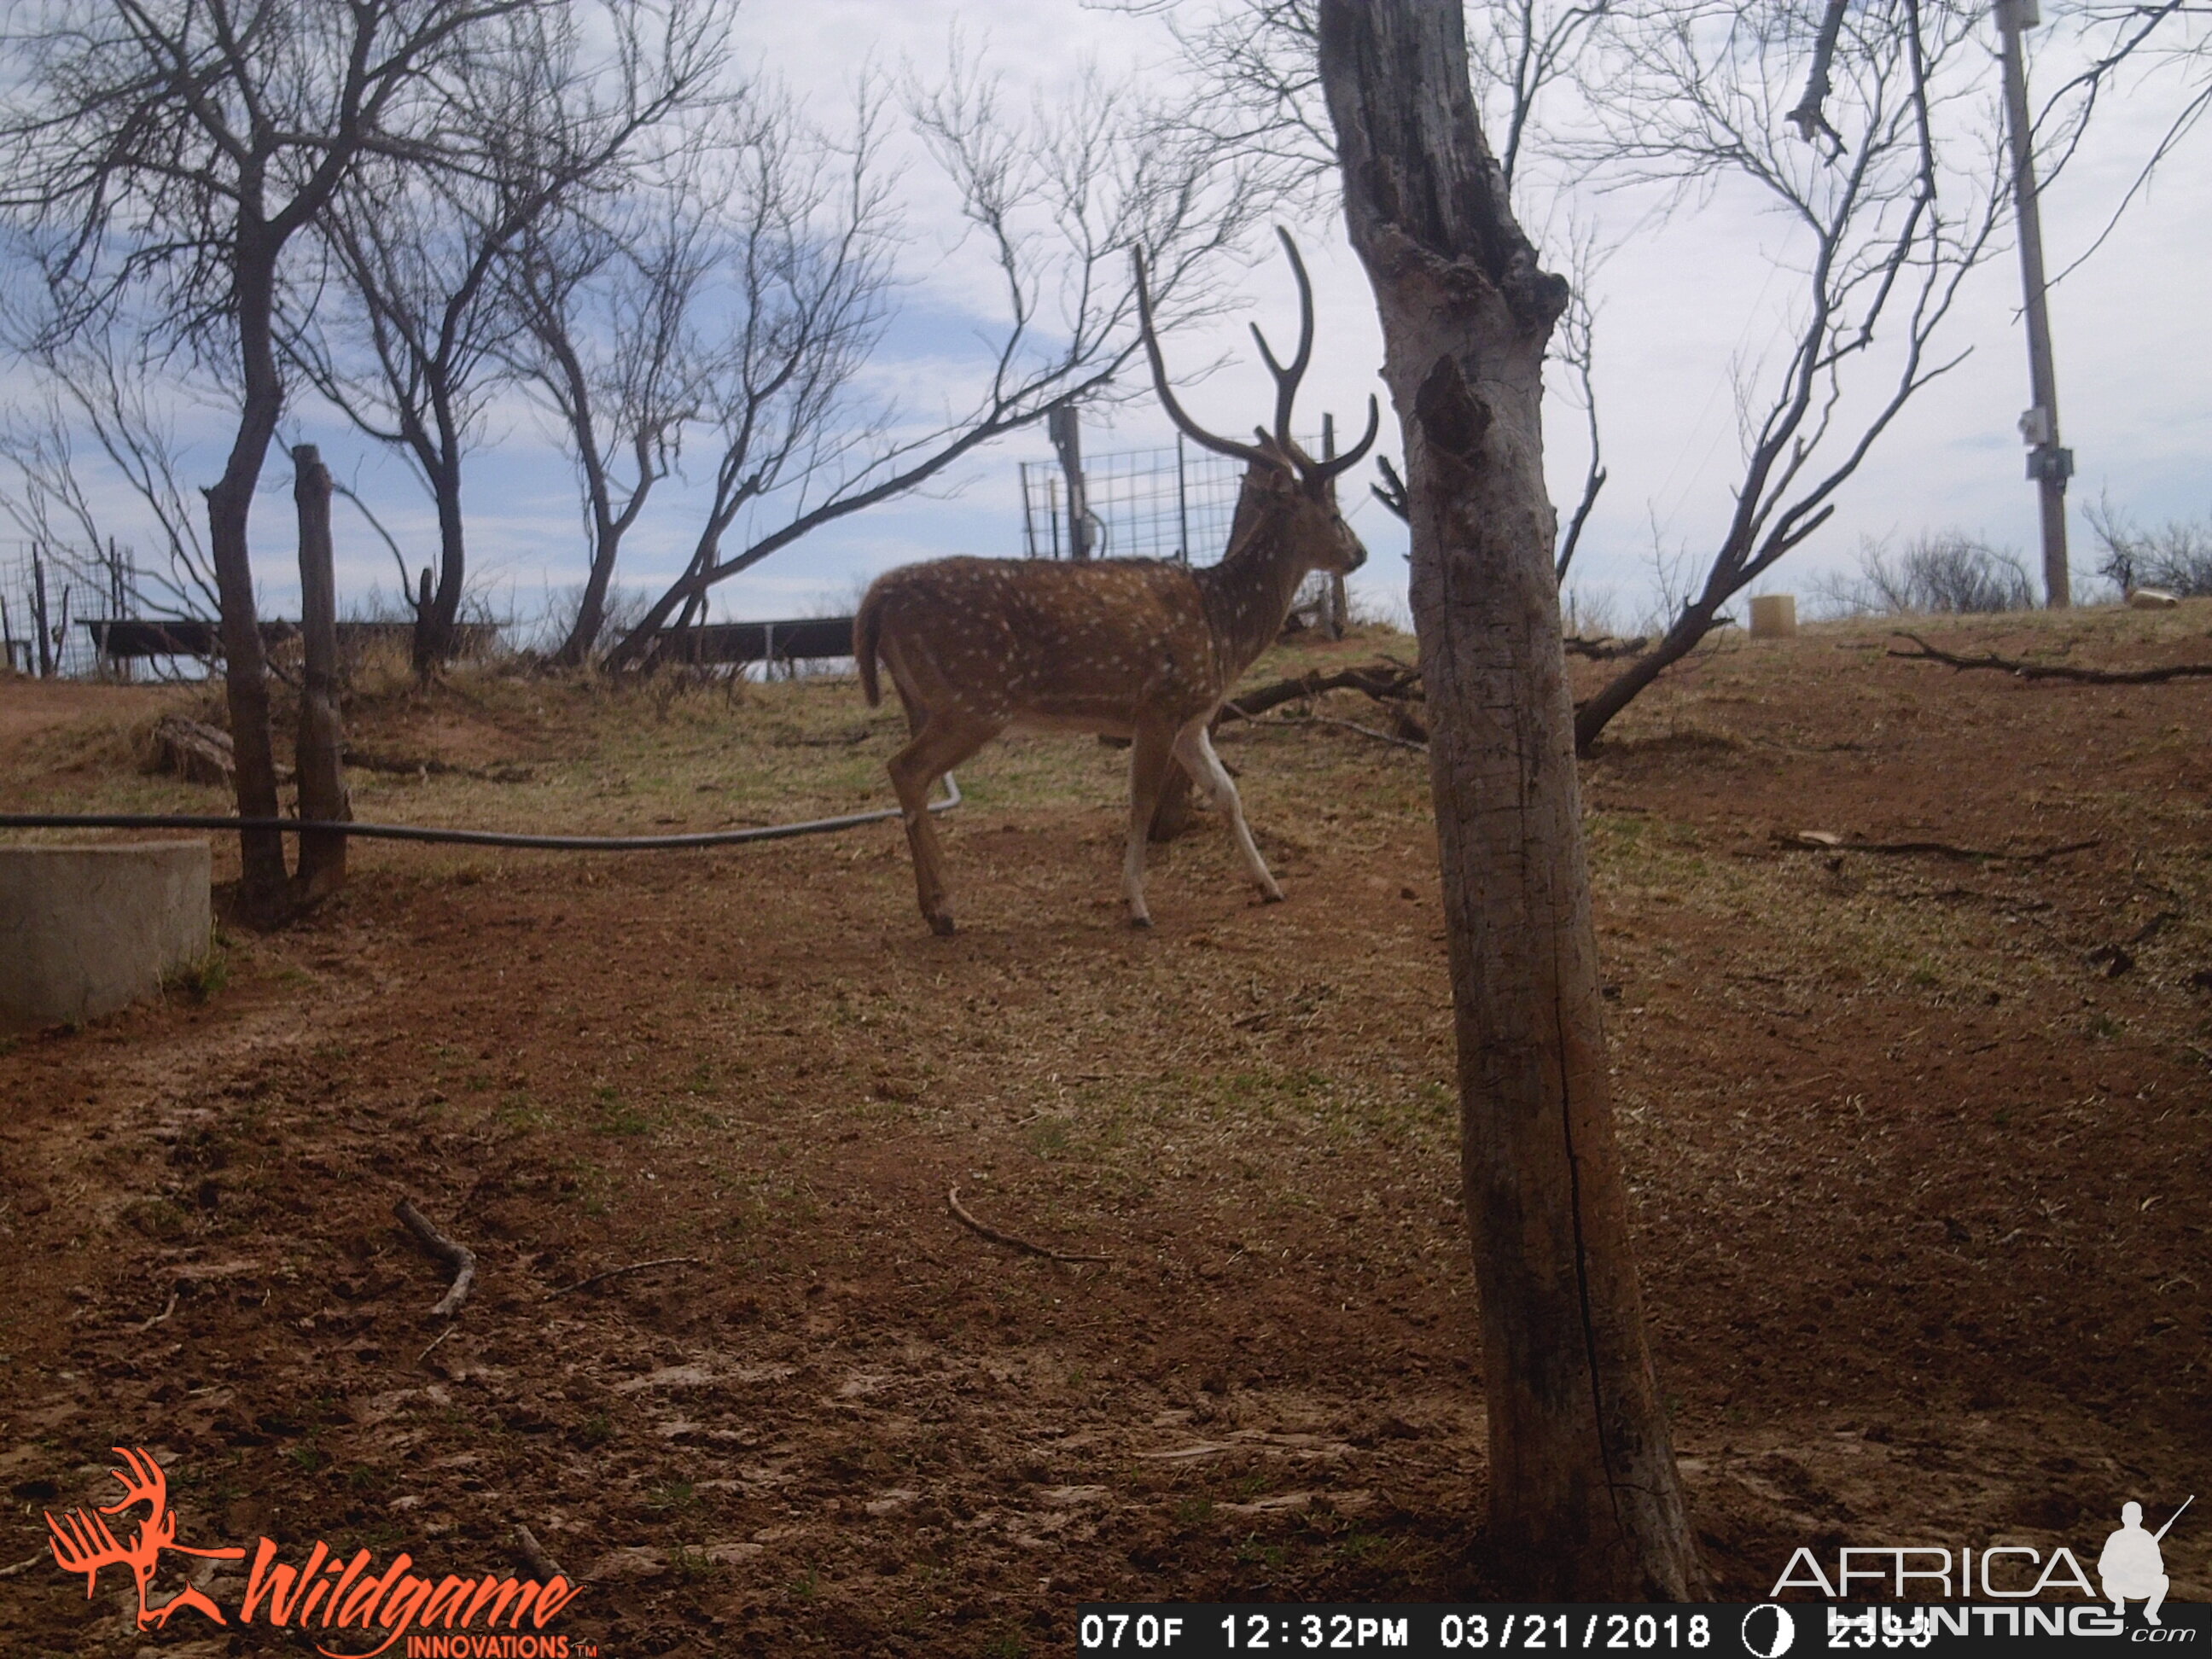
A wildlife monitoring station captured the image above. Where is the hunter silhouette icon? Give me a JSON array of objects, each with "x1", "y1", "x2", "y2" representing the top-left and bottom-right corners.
[
  {"x1": 44, "y1": 1447, "x2": 247, "y2": 1628},
  {"x1": 2100, "y1": 1496, "x2": 2193, "y2": 1625}
]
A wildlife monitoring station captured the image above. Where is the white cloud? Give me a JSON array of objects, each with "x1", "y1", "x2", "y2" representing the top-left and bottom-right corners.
[{"x1": 10, "y1": 3, "x2": 2203, "y2": 640}]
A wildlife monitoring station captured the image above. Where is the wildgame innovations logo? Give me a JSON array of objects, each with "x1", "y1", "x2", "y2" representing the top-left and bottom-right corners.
[
  {"x1": 42, "y1": 1447, "x2": 589, "y2": 1658},
  {"x1": 1769, "y1": 1493, "x2": 2197, "y2": 1641}
]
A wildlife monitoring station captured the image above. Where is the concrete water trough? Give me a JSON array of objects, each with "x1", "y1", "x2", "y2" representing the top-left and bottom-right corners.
[{"x1": 0, "y1": 841, "x2": 212, "y2": 1030}]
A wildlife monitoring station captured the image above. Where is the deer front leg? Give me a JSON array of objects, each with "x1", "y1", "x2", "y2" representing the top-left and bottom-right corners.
[
  {"x1": 1174, "y1": 720, "x2": 1284, "y2": 903},
  {"x1": 1123, "y1": 721, "x2": 1180, "y2": 928}
]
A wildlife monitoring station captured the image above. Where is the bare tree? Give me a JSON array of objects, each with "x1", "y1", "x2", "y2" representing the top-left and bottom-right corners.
[
  {"x1": 1317, "y1": 0, "x2": 1703, "y2": 1600},
  {"x1": 619, "y1": 87, "x2": 899, "y2": 660},
  {"x1": 1812, "y1": 531, "x2": 2037, "y2": 614},
  {"x1": 1567, "y1": 0, "x2": 2005, "y2": 754},
  {"x1": 0, "y1": 0, "x2": 550, "y2": 922},
  {"x1": 289, "y1": 0, "x2": 729, "y2": 674},
  {"x1": 2087, "y1": 497, "x2": 2212, "y2": 599},
  {"x1": 1548, "y1": 221, "x2": 1608, "y2": 584},
  {"x1": 600, "y1": 53, "x2": 1269, "y2": 668},
  {"x1": 1132, "y1": 0, "x2": 1615, "y2": 577},
  {"x1": 0, "y1": 326, "x2": 235, "y2": 628},
  {"x1": 0, "y1": 393, "x2": 130, "y2": 659},
  {"x1": 505, "y1": 163, "x2": 712, "y2": 667}
]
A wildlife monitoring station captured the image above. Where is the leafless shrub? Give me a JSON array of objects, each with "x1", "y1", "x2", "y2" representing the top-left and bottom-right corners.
[
  {"x1": 1812, "y1": 533, "x2": 2035, "y2": 617},
  {"x1": 1562, "y1": 586, "x2": 1623, "y2": 640},
  {"x1": 2086, "y1": 499, "x2": 2212, "y2": 598}
]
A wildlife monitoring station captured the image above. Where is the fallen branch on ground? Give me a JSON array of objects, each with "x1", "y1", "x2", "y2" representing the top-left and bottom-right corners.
[
  {"x1": 1889, "y1": 632, "x2": 2212, "y2": 684},
  {"x1": 0, "y1": 1551, "x2": 49, "y2": 1580},
  {"x1": 1563, "y1": 633, "x2": 1650, "y2": 661},
  {"x1": 148, "y1": 714, "x2": 257, "y2": 787},
  {"x1": 546, "y1": 1257, "x2": 701, "y2": 1299},
  {"x1": 1218, "y1": 661, "x2": 1423, "y2": 722},
  {"x1": 394, "y1": 1196, "x2": 477, "y2": 1318},
  {"x1": 946, "y1": 1187, "x2": 1111, "y2": 1263},
  {"x1": 1781, "y1": 830, "x2": 2100, "y2": 862},
  {"x1": 771, "y1": 726, "x2": 875, "y2": 748},
  {"x1": 344, "y1": 747, "x2": 533, "y2": 782},
  {"x1": 514, "y1": 1524, "x2": 567, "y2": 1582},
  {"x1": 137, "y1": 1289, "x2": 178, "y2": 1332}
]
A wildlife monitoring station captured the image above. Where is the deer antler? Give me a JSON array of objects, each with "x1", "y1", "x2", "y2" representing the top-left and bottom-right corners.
[
  {"x1": 1132, "y1": 245, "x2": 1276, "y2": 471},
  {"x1": 99, "y1": 1446, "x2": 172, "y2": 1522},
  {"x1": 44, "y1": 1449, "x2": 242, "y2": 1629},
  {"x1": 1307, "y1": 393, "x2": 1382, "y2": 487},
  {"x1": 1132, "y1": 229, "x2": 1380, "y2": 489},
  {"x1": 1249, "y1": 228, "x2": 1317, "y2": 461},
  {"x1": 102, "y1": 1444, "x2": 241, "y2": 1563},
  {"x1": 45, "y1": 1505, "x2": 131, "y2": 1592}
]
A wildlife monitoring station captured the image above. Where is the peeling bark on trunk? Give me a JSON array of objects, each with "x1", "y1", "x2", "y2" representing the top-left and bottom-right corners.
[
  {"x1": 1317, "y1": 0, "x2": 1703, "y2": 1600},
  {"x1": 210, "y1": 231, "x2": 293, "y2": 925},
  {"x1": 292, "y1": 445, "x2": 350, "y2": 905}
]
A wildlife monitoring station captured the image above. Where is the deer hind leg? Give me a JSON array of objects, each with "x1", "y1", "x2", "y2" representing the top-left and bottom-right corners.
[
  {"x1": 1173, "y1": 719, "x2": 1284, "y2": 903},
  {"x1": 1123, "y1": 720, "x2": 1181, "y2": 928},
  {"x1": 887, "y1": 709, "x2": 993, "y2": 936}
]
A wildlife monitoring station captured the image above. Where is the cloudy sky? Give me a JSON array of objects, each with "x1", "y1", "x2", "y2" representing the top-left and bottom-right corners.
[{"x1": 10, "y1": 0, "x2": 2209, "y2": 640}]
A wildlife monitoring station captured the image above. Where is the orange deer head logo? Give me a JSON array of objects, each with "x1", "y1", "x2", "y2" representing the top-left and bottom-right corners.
[{"x1": 44, "y1": 1446, "x2": 247, "y2": 1628}]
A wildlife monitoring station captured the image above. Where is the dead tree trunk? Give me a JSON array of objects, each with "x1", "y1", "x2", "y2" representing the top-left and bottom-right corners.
[
  {"x1": 412, "y1": 444, "x2": 467, "y2": 677},
  {"x1": 1317, "y1": 0, "x2": 1703, "y2": 1600},
  {"x1": 208, "y1": 230, "x2": 293, "y2": 924},
  {"x1": 291, "y1": 445, "x2": 350, "y2": 905}
]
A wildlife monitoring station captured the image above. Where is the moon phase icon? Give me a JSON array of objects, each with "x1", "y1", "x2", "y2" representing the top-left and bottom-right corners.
[{"x1": 1741, "y1": 1604, "x2": 1796, "y2": 1658}]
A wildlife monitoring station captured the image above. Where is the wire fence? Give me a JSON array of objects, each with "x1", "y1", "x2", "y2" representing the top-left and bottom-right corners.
[
  {"x1": 10, "y1": 434, "x2": 1340, "y2": 682},
  {"x1": 1017, "y1": 431, "x2": 1341, "y2": 623},
  {"x1": 0, "y1": 539, "x2": 143, "y2": 678},
  {"x1": 1020, "y1": 435, "x2": 1251, "y2": 565},
  {"x1": 1021, "y1": 432, "x2": 1328, "y2": 567}
]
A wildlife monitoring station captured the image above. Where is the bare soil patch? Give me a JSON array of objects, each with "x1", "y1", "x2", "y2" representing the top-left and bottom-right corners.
[{"x1": 1, "y1": 609, "x2": 2207, "y2": 1655}]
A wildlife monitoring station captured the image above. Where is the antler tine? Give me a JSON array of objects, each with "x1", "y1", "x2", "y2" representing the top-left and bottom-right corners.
[
  {"x1": 1252, "y1": 225, "x2": 1318, "y2": 463},
  {"x1": 47, "y1": 1506, "x2": 125, "y2": 1575},
  {"x1": 102, "y1": 1447, "x2": 165, "y2": 1511},
  {"x1": 1308, "y1": 394, "x2": 1383, "y2": 486},
  {"x1": 1130, "y1": 245, "x2": 1276, "y2": 470}
]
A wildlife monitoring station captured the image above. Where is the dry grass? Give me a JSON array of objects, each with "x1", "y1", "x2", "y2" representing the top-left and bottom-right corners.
[{"x1": 3, "y1": 603, "x2": 2209, "y2": 1643}]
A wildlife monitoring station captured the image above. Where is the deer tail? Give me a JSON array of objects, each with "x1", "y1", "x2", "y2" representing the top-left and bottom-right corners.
[{"x1": 853, "y1": 584, "x2": 884, "y2": 708}]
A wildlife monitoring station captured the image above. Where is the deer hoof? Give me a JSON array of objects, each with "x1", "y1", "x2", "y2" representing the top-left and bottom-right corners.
[
  {"x1": 928, "y1": 914, "x2": 958, "y2": 937},
  {"x1": 1260, "y1": 887, "x2": 1286, "y2": 905},
  {"x1": 1129, "y1": 913, "x2": 1154, "y2": 930}
]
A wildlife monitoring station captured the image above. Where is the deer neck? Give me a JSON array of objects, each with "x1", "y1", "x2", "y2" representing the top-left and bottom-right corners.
[{"x1": 1195, "y1": 505, "x2": 1317, "y2": 690}]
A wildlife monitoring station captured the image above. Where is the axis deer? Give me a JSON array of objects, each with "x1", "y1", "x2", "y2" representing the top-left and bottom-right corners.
[{"x1": 855, "y1": 229, "x2": 1379, "y2": 934}]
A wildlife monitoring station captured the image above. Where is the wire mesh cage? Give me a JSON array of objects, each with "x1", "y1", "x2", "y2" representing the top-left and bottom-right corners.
[
  {"x1": 1017, "y1": 431, "x2": 1344, "y2": 627},
  {"x1": 0, "y1": 539, "x2": 140, "y2": 678},
  {"x1": 1018, "y1": 433, "x2": 1333, "y2": 567},
  {"x1": 1021, "y1": 436, "x2": 1244, "y2": 565}
]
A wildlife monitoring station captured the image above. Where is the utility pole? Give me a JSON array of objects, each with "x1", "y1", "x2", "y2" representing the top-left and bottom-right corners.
[{"x1": 1995, "y1": 0, "x2": 2074, "y2": 607}]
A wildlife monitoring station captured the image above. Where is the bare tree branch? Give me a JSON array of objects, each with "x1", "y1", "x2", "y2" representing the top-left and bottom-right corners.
[
  {"x1": 287, "y1": 0, "x2": 731, "y2": 671},
  {"x1": 602, "y1": 49, "x2": 1271, "y2": 669},
  {"x1": 0, "y1": 0, "x2": 567, "y2": 921},
  {"x1": 1569, "y1": 0, "x2": 2005, "y2": 753}
]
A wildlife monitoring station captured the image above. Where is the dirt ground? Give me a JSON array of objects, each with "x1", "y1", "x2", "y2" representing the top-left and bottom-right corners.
[{"x1": 1, "y1": 608, "x2": 2208, "y2": 1656}]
